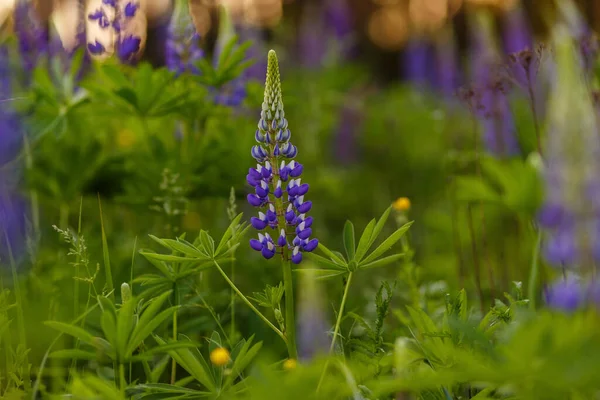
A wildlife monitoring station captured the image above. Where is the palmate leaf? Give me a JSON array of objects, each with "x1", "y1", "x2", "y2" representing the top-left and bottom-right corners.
[
  {"x1": 129, "y1": 342, "x2": 200, "y2": 362},
  {"x1": 358, "y1": 254, "x2": 404, "y2": 271},
  {"x1": 354, "y1": 219, "x2": 376, "y2": 263},
  {"x1": 223, "y1": 336, "x2": 262, "y2": 390},
  {"x1": 49, "y1": 349, "x2": 98, "y2": 360},
  {"x1": 359, "y1": 221, "x2": 413, "y2": 266},
  {"x1": 126, "y1": 291, "x2": 173, "y2": 355},
  {"x1": 304, "y1": 253, "x2": 349, "y2": 271},
  {"x1": 154, "y1": 336, "x2": 215, "y2": 392},
  {"x1": 117, "y1": 294, "x2": 136, "y2": 361},
  {"x1": 44, "y1": 321, "x2": 95, "y2": 345}
]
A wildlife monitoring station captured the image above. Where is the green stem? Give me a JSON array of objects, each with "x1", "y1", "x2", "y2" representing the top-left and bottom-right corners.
[
  {"x1": 171, "y1": 282, "x2": 179, "y2": 384},
  {"x1": 212, "y1": 260, "x2": 287, "y2": 344},
  {"x1": 23, "y1": 135, "x2": 40, "y2": 237},
  {"x1": 119, "y1": 363, "x2": 126, "y2": 393},
  {"x1": 6, "y1": 233, "x2": 31, "y2": 391},
  {"x1": 282, "y1": 260, "x2": 298, "y2": 359},
  {"x1": 230, "y1": 259, "x2": 236, "y2": 341},
  {"x1": 317, "y1": 272, "x2": 354, "y2": 392},
  {"x1": 528, "y1": 226, "x2": 542, "y2": 310}
]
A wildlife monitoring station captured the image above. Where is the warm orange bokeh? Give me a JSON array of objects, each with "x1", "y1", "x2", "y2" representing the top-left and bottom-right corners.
[{"x1": 368, "y1": 5, "x2": 409, "y2": 50}]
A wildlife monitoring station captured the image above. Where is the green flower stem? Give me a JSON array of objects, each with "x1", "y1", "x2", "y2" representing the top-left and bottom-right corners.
[
  {"x1": 282, "y1": 260, "x2": 298, "y2": 359},
  {"x1": 212, "y1": 260, "x2": 287, "y2": 344},
  {"x1": 171, "y1": 282, "x2": 179, "y2": 384},
  {"x1": 528, "y1": 226, "x2": 542, "y2": 310},
  {"x1": 119, "y1": 363, "x2": 126, "y2": 392},
  {"x1": 317, "y1": 271, "x2": 354, "y2": 392}
]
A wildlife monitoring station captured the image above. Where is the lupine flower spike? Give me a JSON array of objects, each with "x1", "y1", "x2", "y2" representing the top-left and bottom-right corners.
[
  {"x1": 247, "y1": 50, "x2": 318, "y2": 265},
  {"x1": 14, "y1": 0, "x2": 49, "y2": 77},
  {"x1": 86, "y1": 0, "x2": 146, "y2": 62},
  {"x1": 165, "y1": 0, "x2": 203, "y2": 75}
]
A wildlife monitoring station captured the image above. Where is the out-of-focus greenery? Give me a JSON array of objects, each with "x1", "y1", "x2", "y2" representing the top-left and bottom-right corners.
[{"x1": 0, "y1": 18, "x2": 598, "y2": 400}]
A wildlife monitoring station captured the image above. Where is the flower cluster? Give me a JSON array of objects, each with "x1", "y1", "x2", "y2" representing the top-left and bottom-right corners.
[
  {"x1": 165, "y1": 0, "x2": 203, "y2": 75},
  {"x1": 14, "y1": 0, "x2": 49, "y2": 77},
  {"x1": 247, "y1": 50, "x2": 318, "y2": 264},
  {"x1": 537, "y1": 28, "x2": 600, "y2": 270},
  {"x1": 545, "y1": 276, "x2": 600, "y2": 312},
  {"x1": 87, "y1": 0, "x2": 142, "y2": 62}
]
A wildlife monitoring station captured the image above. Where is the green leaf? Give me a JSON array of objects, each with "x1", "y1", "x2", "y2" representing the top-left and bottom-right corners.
[
  {"x1": 358, "y1": 254, "x2": 404, "y2": 271},
  {"x1": 224, "y1": 337, "x2": 262, "y2": 390},
  {"x1": 154, "y1": 337, "x2": 215, "y2": 391},
  {"x1": 127, "y1": 291, "x2": 173, "y2": 354},
  {"x1": 215, "y1": 213, "x2": 244, "y2": 256},
  {"x1": 293, "y1": 269, "x2": 346, "y2": 280},
  {"x1": 129, "y1": 342, "x2": 200, "y2": 361},
  {"x1": 44, "y1": 321, "x2": 94, "y2": 345},
  {"x1": 160, "y1": 238, "x2": 209, "y2": 259},
  {"x1": 139, "y1": 251, "x2": 201, "y2": 263},
  {"x1": 454, "y1": 177, "x2": 501, "y2": 204},
  {"x1": 354, "y1": 219, "x2": 376, "y2": 263},
  {"x1": 316, "y1": 242, "x2": 347, "y2": 266},
  {"x1": 360, "y1": 222, "x2": 413, "y2": 266},
  {"x1": 49, "y1": 349, "x2": 98, "y2": 360},
  {"x1": 343, "y1": 221, "x2": 356, "y2": 261},
  {"x1": 116, "y1": 294, "x2": 135, "y2": 361},
  {"x1": 101, "y1": 310, "x2": 117, "y2": 348},
  {"x1": 99, "y1": 198, "x2": 114, "y2": 300},
  {"x1": 305, "y1": 253, "x2": 349, "y2": 271},
  {"x1": 198, "y1": 231, "x2": 215, "y2": 258},
  {"x1": 368, "y1": 206, "x2": 392, "y2": 249}
]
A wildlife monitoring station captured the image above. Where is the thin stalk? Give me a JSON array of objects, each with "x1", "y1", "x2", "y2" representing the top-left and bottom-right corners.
[
  {"x1": 22, "y1": 135, "x2": 39, "y2": 237},
  {"x1": 528, "y1": 83, "x2": 542, "y2": 156},
  {"x1": 230, "y1": 258, "x2": 236, "y2": 341},
  {"x1": 467, "y1": 206, "x2": 484, "y2": 313},
  {"x1": 528, "y1": 226, "x2": 542, "y2": 310},
  {"x1": 212, "y1": 260, "x2": 286, "y2": 344},
  {"x1": 316, "y1": 272, "x2": 353, "y2": 393},
  {"x1": 31, "y1": 303, "x2": 99, "y2": 399},
  {"x1": 281, "y1": 260, "x2": 298, "y2": 359},
  {"x1": 6, "y1": 234, "x2": 30, "y2": 391},
  {"x1": 171, "y1": 282, "x2": 179, "y2": 384}
]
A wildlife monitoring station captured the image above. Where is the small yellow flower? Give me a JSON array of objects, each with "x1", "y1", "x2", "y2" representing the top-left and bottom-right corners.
[
  {"x1": 117, "y1": 129, "x2": 136, "y2": 149},
  {"x1": 210, "y1": 347, "x2": 230, "y2": 367},
  {"x1": 283, "y1": 358, "x2": 297, "y2": 371},
  {"x1": 392, "y1": 197, "x2": 411, "y2": 212}
]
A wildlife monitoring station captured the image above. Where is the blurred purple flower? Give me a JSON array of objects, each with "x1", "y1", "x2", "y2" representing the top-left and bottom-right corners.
[
  {"x1": 333, "y1": 103, "x2": 361, "y2": 165},
  {"x1": 297, "y1": 270, "x2": 329, "y2": 361},
  {"x1": 165, "y1": 5, "x2": 203, "y2": 76},
  {"x1": 433, "y1": 29, "x2": 461, "y2": 99},
  {"x1": 501, "y1": 4, "x2": 532, "y2": 54},
  {"x1": 545, "y1": 276, "x2": 585, "y2": 312},
  {"x1": 462, "y1": 14, "x2": 520, "y2": 157},
  {"x1": 13, "y1": 0, "x2": 49, "y2": 78},
  {"x1": 402, "y1": 37, "x2": 434, "y2": 88}
]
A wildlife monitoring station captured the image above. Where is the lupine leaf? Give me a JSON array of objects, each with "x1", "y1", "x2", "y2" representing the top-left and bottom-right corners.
[
  {"x1": 44, "y1": 321, "x2": 95, "y2": 345},
  {"x1": 117, "y1": 294, "x2": 135, "y2": 361},
  {"x1": 154, "y1": 337, "x2": 215, "y2": 391},
  {"x1": 129, "y1": 342, "x2": 200, "y2": 362},
  {"x1": 224, "y1": 337, "x2": 262, "y2": 390},
  {"x1": 358, "y1": 254, "x2": 404, "y2": 271},
  {"x1": 127, "y1": 291, "x2": 173, "y2": 355},
  {"x1": 368, "y1": 206, "x2": 392, "y2": 249},
  {"x1": 215, "y1": 213, "x2": 243, "y2": 255},
  {"x1": 316, "y1": 242, "x2": 347, "y2": 266},
  {"x1": 305, "y1": 253, "x2": 349, "y2": 271},
  {"x1": 343, "y1": 221, "x2": 356, "y2": 261},
  {"x1": 354, "y1": 219, "x2": 376, "y2": 263},
  {"x1": 49, "y1": 350, "x2": 98, "y2": 360},
  {"x1": 139, "y1": 251, "x2": 200, "y2": 263},
  {"x1": 360, "y1": 222, "x2": 413, "y2": 266},
  {"x1": 100, "y1": 311, "x2": 117, "y2": 349},
  {"x1": 293, "y1": 269, "x2": 346, "y2": 280}
]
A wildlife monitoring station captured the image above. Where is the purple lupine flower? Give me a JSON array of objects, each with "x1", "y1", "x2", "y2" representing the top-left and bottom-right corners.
[
  {"x1": 239, "y1": 26, "x2": 266, "y2": 81},
  {"x1": 13, "y1": 0, "x2": 49, "y2": 77},
  {"x1": 297, "y1": 270, "x2": 329, "y2": 361},
  {"x1": 538, "y1": 25, "x2": 600, "y2": 270},
  {"x1": 247, "y1": 51, "x2": 318, "y2": 264},
  {"x1": 212, "y1": 7, "x2": 247, "y2": 107},
  {"x1": 298, "y1": 2, "x2": 328, "y2": 69},
  {"x1": 86, "y1": 0, "x2": 143, "y2": 63},
  {"x1": 402, "y1": 37, "x2": 434, "y2": 88},
  {"x1": 545, "y1": 276, "x2": 585, "y2": 312},
  {"x1": 0, "y1": 47, "x2": 28, "y2": 265},
  {"x1": 433, "y1": 27, "x2": 461, "y2": 99},
  {"x1": 323, "y1": 0, "x2": 356, "y2": 60},
  {"x1": 501, "y1": 3, "x2": 532, "y2": 55},
  {"x1": 333, "y1": 102, "x2": 361, "y2": 165},
  {"x1": 461, "y1": 13, "x2": 520, "y2": 157},
  {"x1": 165, "y1": 0, "x2": 203, "y2": 75}
]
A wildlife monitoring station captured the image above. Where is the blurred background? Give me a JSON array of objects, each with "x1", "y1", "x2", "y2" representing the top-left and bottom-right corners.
[{"x1": 0, "y1": 0, "x2": 598, "y2": 376}]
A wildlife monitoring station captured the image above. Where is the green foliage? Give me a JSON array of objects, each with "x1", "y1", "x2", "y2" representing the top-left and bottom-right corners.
[{"x1": 305, "y1": 206, "x2": 412, "y2": 278}]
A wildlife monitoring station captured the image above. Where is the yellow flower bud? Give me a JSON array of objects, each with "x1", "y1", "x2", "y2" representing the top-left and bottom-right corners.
[
  {"x1": 282, "y1": 358, "x2": 297, "y2": 370},
  {"x1": 392, "y1": 197, "x2": 411, "y2": 212},
  {"x1": 210, "y1": 347, "x2": 230, "y2": 367}
]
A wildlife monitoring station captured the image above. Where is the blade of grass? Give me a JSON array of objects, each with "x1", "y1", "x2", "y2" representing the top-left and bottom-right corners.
[{"x1": 98, "y1": 195, "x2": 114, "y2": 300}]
